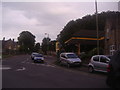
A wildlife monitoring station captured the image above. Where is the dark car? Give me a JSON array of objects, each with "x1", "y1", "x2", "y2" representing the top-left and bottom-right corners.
[{"x1": 106, "y1": 50, "x2": 120, "y2": 88}]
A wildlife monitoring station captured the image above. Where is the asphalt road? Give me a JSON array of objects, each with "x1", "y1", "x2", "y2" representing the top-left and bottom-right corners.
[{"x1": 2, "y1": 55, "x2": 109, "y2": 88}]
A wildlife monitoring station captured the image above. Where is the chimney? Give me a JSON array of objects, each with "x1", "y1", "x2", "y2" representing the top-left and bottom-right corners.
[
  {"x1": 13, "y1": 39, "x2": 14, "y2": 42},
  {"x1": 3, "y1": 37, "x2": 5, "y2": 41}
]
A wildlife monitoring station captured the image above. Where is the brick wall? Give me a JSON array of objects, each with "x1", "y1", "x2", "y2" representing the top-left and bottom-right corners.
[{"x1": 105, "y1": 16, "x2": 120, "y2": 55}]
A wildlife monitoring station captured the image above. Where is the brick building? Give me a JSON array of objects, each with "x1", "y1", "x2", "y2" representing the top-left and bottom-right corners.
[
  {"x1": 104, "y1": 14, "x2": 120, "y2": 55},
  {"x1": 2, "y1": 38, "x2": 20, "y2": 54}
]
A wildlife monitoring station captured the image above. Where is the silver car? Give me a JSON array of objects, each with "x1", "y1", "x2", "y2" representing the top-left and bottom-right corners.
[
  {"x1": 31, "y1": 53, "x2": 44, "y2": 63},
  {"x1": 88, "y1": 55, "x2": 110, "y2": 73},
  {"x1": 31, "y1": 52, "x2": 39, "y2": 60},
  {"x1": 59, "y1": 53, "x2": 82, "y2": 68}
]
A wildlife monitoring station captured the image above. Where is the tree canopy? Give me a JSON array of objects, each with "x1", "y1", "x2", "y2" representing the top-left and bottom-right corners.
[
  {"x1": 41, "y1": 37, "x2": 51, "y2": 55},
  {"x1": 58, "y1": 11, "x2": 120, "y2": 44},
  {"x1": 18, "y1": 31, "x2": 36, "y2": 53},
  {"x1": 34, "y1": 43, "x2": 40, "y2": 52}
]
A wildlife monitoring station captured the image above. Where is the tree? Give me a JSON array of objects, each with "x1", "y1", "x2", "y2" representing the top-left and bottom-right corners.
[
  {"x1": 58, "y1": 11, "x2": 120, "y2": 45},
  {"x1": 34, "y1": 43, "x2": 40, "y2": 52},
  {"x1": 18, "y1": 31, "x2": 36, "y2": 53},
  {"x1": 41, "y1": 37, "x2": 51, "y2": 55}
]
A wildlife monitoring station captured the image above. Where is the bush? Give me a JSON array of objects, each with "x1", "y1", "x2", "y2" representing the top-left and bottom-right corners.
[{"x1": 80, "y1": 47, "x2": 104, "y2": 64}]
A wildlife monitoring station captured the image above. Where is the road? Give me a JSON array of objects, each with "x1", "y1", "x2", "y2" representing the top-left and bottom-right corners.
[{"x1": 2, "y1": 55, "x2": 109, "y2": 88}]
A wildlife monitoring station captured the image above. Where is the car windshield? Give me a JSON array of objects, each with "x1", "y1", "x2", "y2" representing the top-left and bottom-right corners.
[
  {"x1": 35, "y1": 54, "x2": 43, "y2": 57},
  {"x1": 67, "y1": 54, "x2": 78, "y2": 58}
]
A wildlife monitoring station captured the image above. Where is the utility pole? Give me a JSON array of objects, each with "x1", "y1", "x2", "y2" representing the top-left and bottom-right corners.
[{"x1": 95, "y1": 0, "x2": 99, "y2": 55}]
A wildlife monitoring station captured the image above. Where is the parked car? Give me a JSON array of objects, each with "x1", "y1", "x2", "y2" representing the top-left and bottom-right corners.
[
  {"x1": 106, "y1": 50, "x2": 120, "y2": 88},
  {"x1": 31, "y1": 53, "x2": 44, "y2": 63},
  {"x1": 88, "y1": 55, "x2": 110, "y2": 73},
  {"x1": 105, "y1": 55, "x2": 113, "y2": 60},
  {"x1": 59, "y1": 52, "x2": 82, "y2": 68},
  {"x1": 31, "y1": 52, "x2": 39, "y2": 60}
]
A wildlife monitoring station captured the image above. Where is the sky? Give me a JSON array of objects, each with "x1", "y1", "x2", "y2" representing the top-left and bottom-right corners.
[{"x1": 1, "y1": 0, "x2": 119, "y2": 44}]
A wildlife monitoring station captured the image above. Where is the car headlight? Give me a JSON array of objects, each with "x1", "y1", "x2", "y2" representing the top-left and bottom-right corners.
[
  {"x1": 69, "y1": 60, "x2": 74, "y2": 63},
  {"x1": 41, "y1": 58, "x2": 44, "y2": 60}
]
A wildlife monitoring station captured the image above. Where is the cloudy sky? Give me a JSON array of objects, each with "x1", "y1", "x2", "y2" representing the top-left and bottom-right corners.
[{"x1": 1, "y1": 0, "x2": 119, "y2": 44}]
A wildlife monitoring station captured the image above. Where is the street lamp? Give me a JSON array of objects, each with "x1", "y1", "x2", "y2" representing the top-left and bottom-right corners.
[
  {"x1": 45, "y1": 33, "x2": 49, "y2": 38},
  {"x1": 95, "y1": 0, "x2": 99, "y2": 55}
]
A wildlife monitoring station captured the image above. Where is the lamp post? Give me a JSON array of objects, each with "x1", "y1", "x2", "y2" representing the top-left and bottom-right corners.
[{"x1": 95, "y1": 0, "x2": 99, "y2": 55}]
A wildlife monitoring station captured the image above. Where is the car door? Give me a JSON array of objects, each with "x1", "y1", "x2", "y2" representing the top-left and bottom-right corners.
[
  {"x1": 92, "y1": 56, "x2": 101, "y2": 70},
  {"x1": 99, "y1": 56, "x2": 109, "y2": 72},
  {"x1": 60, "y1": 54, "x2": 67, "y2": 65}
]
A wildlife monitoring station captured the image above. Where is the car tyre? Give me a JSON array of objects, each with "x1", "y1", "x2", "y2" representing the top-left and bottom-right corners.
[
  {"x1": 59, "y1": 61, "x2": 63, "y2": 66},
  {"x1": 34, "y1": 60, "x2": 36, "y2": 63},
  {"x1": 31, "y1": 57, "x2": 33, "y2": 60},
  {"x1": 67, "y1": 63, "x2": 70, "y2": 68},
  {"x1": 89, "y1": 66, "x2": 94, "y2": 73}
]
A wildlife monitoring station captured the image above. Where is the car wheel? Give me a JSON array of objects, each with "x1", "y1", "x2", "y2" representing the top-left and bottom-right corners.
[
  {"x1": 67, "y1": 63, "x2": 70, "y2": 68},
  {"x1": 78, "y1": 63, "x2": 82, "y2": 67},
  {"x1": 59, "y1": 61, "x2": 62, "y2": 66},
  {"x1": 89, "y1": 66, "x2": 94, "y2": 73},
  {"x1": 34, "y1": 60, "x2": 36, "y2": 63}
]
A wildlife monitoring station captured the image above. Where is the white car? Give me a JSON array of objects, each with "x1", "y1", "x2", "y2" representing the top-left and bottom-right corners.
[
  {"x1": 59, "y1": 52, "x2": 82, "y2": 67},
  {"x1": 88, "y1": 55, "x2": 110, "y2": 73},
  {"x1": 31, "y1": 53, "x2": 44, "y2": 63}
]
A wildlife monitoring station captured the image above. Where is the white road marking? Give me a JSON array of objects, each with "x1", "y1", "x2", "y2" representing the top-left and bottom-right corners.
[
  {"x1": 16, "y1": 67, "x2": 26, "y2": 71},
  {"x1": 46, "y1": 64, "x2": 55, "y2": 67},
  {"x1": 0, "y1": 65, "x2": 11, "y2": 70},
  {"x1": 21, "y1": 58, "x2": 30, "y2": 63},
  {"x1": 0, "y1": 67, "x2": 11, "y2": 70},
  {"x1": 31, "y1": 63, "x2": 35, "y2": 64}
]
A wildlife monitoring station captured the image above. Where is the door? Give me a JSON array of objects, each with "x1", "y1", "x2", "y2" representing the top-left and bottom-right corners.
[
  {"x1": 60, "y1": 54, "x2": 68, "y2": 65},
  {"x1": 99, "y1": 56, "x2": 109, "y2": 72},
  {"x1": 92, "y1": 56, "x2": 101, "y2": 70}
]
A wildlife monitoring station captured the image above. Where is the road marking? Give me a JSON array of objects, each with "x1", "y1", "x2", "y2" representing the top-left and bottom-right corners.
[
  {"x1": 31, "y1": 63, "x2": 35, "y2": 65},
  {"x1": 46, "y1": 64, "x2": 55, "y2": 67},
  {"x1": 21, "y1": 58, "x2": 30, "y2": 63},
  {"x1": 0, "y1": 65, "x2": 11, "y2": 70},
  {"x1": 16, "y1": 67, "x2": 26, "y2": 71},
  {"x1": 0, "y1": 67, "x2": 11, "y2": 70}
]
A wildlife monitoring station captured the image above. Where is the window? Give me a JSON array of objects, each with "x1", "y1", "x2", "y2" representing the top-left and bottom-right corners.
[
  {"x1": 61, "y1": 54, "x2": 67, "y2": 59},
  {"x1": 110, "y1": 45, "x2": 115, "y2": 50},
  {"x1": 110, "y1": 45, "x2": 115, "y2": 55},
  {"x1": 93, "y1": 56, "x2": 99, "y2": 61},
  {"x1": 100, "y1": 57, "x2": 109, "y2": 63},
  {"x1": 67, "y1": 54, "x2": 78, "y2": 58}
]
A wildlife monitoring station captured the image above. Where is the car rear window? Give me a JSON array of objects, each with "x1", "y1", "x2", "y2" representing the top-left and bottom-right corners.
[
  {"x1": 100, "y1": 56, "x2": 110, "y2": 63},
  {"x1": 35, "y1": 54, "x2": 43, "y2": 57},
  {"x1": 67, "y1": 54, "x2": 78, "y2": 58},
  {"x1": 93, "y1": 56, "x2": 99, "y2": 61}
]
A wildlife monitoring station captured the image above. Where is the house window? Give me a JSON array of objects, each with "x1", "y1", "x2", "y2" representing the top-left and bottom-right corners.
[{"x1": 110, "y1": 45, "x2": 115, "y2": 55}]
